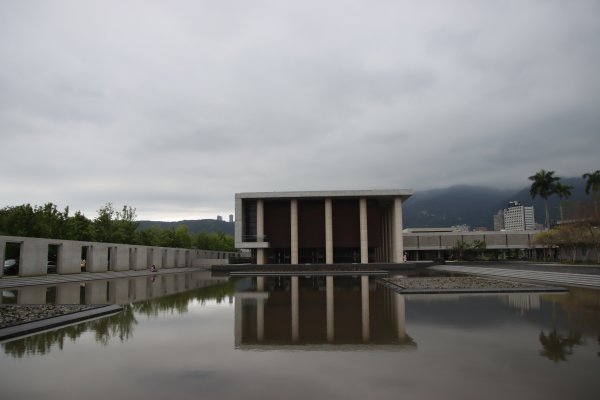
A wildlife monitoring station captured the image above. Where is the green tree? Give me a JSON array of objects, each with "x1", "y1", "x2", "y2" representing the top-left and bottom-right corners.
[
  {"x1": 583, "y1": 170, "x2": 600, "y2": 215},
  {"x1": 529, "y1": 169, "x2": 561, "y2": 229},
  {"x1": 64, "y1": 211, "x2": 94, "y2": 241},
  {"x1": 582, "y1": 170, "x2": 600, "y2": 196},
  {"x1": 554, "y1": 182, "x2": 573, "y2": 222},
  {"x1": 452, "y1": 239, "x2": 470, "y2": 260}
]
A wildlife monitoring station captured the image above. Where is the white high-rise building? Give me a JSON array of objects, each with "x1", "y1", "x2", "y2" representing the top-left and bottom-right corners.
[{"x1": 503, "y1": 201, "x2": 535, "y2": 231}]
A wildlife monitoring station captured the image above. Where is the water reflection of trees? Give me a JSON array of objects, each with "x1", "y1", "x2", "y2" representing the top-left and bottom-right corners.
[
  {"x1": 539, "y1": 287, "x2": 600, "y2": 362},
  {"x1": 539, "y1": 329, "x2": 583, "y2": 362},
  {"x1": 2, "y1": 280, "x2": 235, "y2": 358}
]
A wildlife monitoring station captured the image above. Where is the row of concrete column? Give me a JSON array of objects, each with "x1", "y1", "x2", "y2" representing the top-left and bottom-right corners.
[
  {"x1": 235, "y1": 276, "x2": 406, "y2": 345},
  {"x1": 0, "y1": 235, "x2": 233, "y2": 277},
  {"x1": 255, "y1": 197, "x2": 405, "y2": 265}
]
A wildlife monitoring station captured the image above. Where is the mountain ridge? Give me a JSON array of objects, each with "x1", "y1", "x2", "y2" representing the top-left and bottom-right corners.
[{"x1": 137, "y1": 176, "x2": 591, "y2": 233}]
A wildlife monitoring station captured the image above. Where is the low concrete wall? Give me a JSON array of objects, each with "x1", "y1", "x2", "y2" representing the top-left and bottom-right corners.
[{"x1": 0, "y1": 235, "x2": 237, "y2": 278}]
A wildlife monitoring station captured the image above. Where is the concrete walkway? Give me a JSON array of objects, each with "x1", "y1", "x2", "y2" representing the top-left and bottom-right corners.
[
  {"x1": 0, "y1": 267, "x2": 206, "y2": 289},
  {"x1": 431, "y1": 265, "x2": 600, "y2": 288}
]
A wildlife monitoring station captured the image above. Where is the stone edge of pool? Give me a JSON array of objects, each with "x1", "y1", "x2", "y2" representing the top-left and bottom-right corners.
[{"x1": 0, "y1": 304, "x2": 122, "y2": 341}]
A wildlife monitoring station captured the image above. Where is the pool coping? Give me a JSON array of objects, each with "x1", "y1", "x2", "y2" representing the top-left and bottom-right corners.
[{"x1": 0, "y1": 304, "x2": 123, "y2": 342}]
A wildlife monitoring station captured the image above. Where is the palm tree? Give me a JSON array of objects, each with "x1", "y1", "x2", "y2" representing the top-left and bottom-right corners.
[
  {"x1": 583, "y1": 170, "x2": 600, "y2": 216},
  {"x1": 582, "y1": 170, "x2": 600, "y2": 196},
  {"x1": 529, "y1": 169, "x2": 560, "y2": 229},
  {"x1": 554, "y1": 182, "x2": 573, "y2": 222}
]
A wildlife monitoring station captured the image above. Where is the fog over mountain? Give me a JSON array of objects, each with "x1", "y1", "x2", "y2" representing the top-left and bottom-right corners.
[{"x1": 139, "y1": 177, "x2": 590, "y2": 233}]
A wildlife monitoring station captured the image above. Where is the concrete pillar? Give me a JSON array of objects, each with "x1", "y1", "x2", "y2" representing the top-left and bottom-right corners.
[
  {"x1": 361, "y1": 275, "x2": 370, "y2": 342},
  {"x1": 359, "y1": 198, "x2": 368, "y2": 264},
  {"x1": 257, "y1": 276, "x2": 265, "y2": 291},
  {"x1": 60, "y1": 242, "x2": 82, "y2": 274},
  {"x1": 291, "y1": 276, "x2": 299, "y2": 342},
  {"x1": 291, "y1": 199, "x2": 298, "y2": 264},
  {"x1": 396, "y1": 293, "x2": 406, "y2": 341},
  {"x1": 87, "y1": 244, "x2": 108, "y2": 272},
  {"x1": 19, "y1": 238, "x2": 47, "y2": 276},
  {"x1": 326, "y1": 276, "x2": 334, "y2": 342},
  {"x1": 257, "y1": 199, "x2": 265, "y2": 265},
  {"x1": 113, "y1": 246, "x2": 130, "y2": 271},
  {"x1": 392, "y1": 197, "x2": 404, "y2": 263},
  {"x1": 325, "y1": 198, "x2": 333, "y2": 264}
]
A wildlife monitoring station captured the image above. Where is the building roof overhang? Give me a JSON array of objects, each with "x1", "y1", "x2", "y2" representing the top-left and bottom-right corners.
[{"x1": 236, "y1": 189, "x2": 413, "y2": 201}]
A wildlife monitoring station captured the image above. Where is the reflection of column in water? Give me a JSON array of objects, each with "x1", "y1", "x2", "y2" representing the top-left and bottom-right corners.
[
  {"x1": 18, "y1": 286, "x2": 45, "y2": 304},
  {"x1": 257, "y1": 298, "x2": 265, "y2": 342},
  {"x1": 506, "y1": 294, "x2": 541, "y2": 312},
  {"x1": 292, "y1": 276, "x2": 299, "y2": 343},
  {"x1": 326, "y1": 276, "x2": 334, "y2": 342},
  {"x1": 257, "y1": 276, "x2": 265, "y2": 341},
  {"x1": 257, "y1": 276, "x2": 265, "y2": 291},
  {"x1": 395, "y1": 292, "x2": 406, "y2": 341},
  {"x1": 361, "y1": 276, "x2": 370, "y2": 342},
  {"x1": 57, "y1": 282, "x2": 81, "y2": 304},
  {"x1": 235, "y1": 296, "x2": 242, "y2": 347}
]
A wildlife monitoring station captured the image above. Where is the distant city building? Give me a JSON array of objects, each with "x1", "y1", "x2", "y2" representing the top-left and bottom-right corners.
[
  {"x1": 501, "y1": 201, "x2": 535, "y2": 231},
  {"x1": 493, "y1": 210, "x2": 504, "y2": 231},
  {"x1": 229, "y1": 214, "x2": 234, "y2": 223},
  {"x1": 403, "y1": 226, "x2": 469, "y2": 234},
  {"x1": 217, "y1": 215, "x2": 223, "y2": 221}
]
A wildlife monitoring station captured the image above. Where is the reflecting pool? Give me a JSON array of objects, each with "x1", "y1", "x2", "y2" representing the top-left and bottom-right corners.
[{"x1": 1, "y1": 272, "x2": 599, "y2": 399}]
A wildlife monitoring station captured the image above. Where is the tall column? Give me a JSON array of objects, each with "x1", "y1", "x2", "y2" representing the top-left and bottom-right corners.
[
  {"x1": 257, "y1": 199, "x2": 265, "y2": 265},
  {"x1": 325, "y1": 198, "x2": 333, "y2": 264},
  {"x1": 361, "y1": 275, "x2": 370, "y2": 342},
  {"x1": 392, "y1": 197, "x2": 404, "y2": 263},
  {"x1": 326, "y1": 276, "x2": 334, "y2": 342},
  {"x1": 256, "y1": 276, "x2": 264, "y2": 291},
  {"x1": 291, "y1": 276, "x2": 299, "y2": 342},
  {"x1": 291, "y1": 199, "x2": 298, "y2": 264},
  {"x1": 359, "y1": 198, "x2": 368, "y2": 264}
]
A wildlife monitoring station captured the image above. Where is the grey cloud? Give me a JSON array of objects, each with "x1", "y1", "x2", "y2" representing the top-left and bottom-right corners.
[{"x1": 1, "y1": 0, "x2": 599, "y2": 219}]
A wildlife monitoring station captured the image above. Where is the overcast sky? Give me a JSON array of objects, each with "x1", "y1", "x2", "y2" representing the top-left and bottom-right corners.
[{"x1": 1, "y1": 0, "x2": 598, "y2": 221}]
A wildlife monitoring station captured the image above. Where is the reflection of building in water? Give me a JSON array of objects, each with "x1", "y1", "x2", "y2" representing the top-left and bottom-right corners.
[
  {"x1": 504, "y1": 293, "x2": 541, "y2": 312},
  {"x1": 0, "y1": 271, "x2": 227, "y2": 305},
  {"x1": 234, "y1": 275, "x2": 415, "y2": 349}
]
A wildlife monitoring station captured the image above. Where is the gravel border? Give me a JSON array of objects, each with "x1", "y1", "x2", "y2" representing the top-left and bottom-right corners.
[
  {"x1": 380, "y1": 276, "x2": 567, "y2": 294},
  {"x1": 0, "y1": 304, "x2": 102, "y2": 328},
  {"x1": 0, "y1": 305, "x2": 122, "y2": 341}
]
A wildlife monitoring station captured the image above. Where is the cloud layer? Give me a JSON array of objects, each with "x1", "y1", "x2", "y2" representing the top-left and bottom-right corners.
[{"x1": 1, "y1": 0, "x2": 599, "y2": 220}]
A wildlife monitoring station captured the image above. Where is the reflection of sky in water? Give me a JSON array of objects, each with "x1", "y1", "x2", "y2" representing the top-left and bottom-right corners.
[{"x1": 1, "y1": 277, "x2": 599, "y2": 400}]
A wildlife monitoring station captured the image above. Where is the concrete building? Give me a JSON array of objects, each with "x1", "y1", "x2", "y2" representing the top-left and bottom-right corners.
[
  {"x1": 229, "y1": 214, "x2": 234, "y2": 223},
  {"x1": 235, "y1": 190, "x2": 413, "y2": 265},
  {"x1": 502, "y1": 201, "x2": 535, "y2": 231}
]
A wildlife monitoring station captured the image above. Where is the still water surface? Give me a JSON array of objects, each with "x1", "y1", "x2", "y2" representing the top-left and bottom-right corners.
[{"x1": 1, "y1": 271, "x2": 599, "y2": 399}]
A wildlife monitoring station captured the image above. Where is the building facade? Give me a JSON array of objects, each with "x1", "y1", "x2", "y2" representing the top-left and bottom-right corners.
[
  {"x1": 234, "y1": 190, "x2": 413, "y2": 265},
  {"x1": 503, "y1": 201, "x2": 535, "y2": 231}
]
